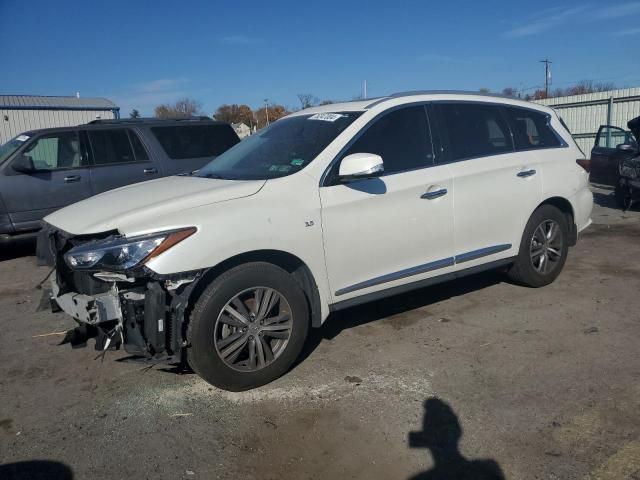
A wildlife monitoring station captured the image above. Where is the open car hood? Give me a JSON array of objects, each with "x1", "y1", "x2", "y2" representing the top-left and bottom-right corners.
[{"x1": 44, "y1": 175, "x2": 266, "y2": 234}]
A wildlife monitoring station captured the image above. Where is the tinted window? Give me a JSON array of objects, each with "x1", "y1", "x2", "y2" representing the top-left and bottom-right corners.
[
  {"x1": 152, "y1": 125, "x2": 240, "y2": 160},
  {"x1": 197, "y1": 112, "x2": 361, "y2": 180},
  {"x1": 505, "y1": 107, "x2": 561, "y2": 150},
  {"x1": 595, "y1": 126, "x2": 634, "y2": 149},
  {"x1": 89, "y1": 129, "x2": 137, "y2": 165},
  {"x1": 22, "y1": 131, "x2": 86, "y2": 169},
  {"x1": 437, "y1": 103, "x2": 513, "y2": 161},
  {"x1": 344, "y1": 106, "x2": 432, "y2": 174},
  {"x1": 129, "y1": 130, "x2": 149, "y2": 160}
]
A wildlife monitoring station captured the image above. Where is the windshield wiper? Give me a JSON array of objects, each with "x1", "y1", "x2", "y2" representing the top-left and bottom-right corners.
[{"x1": 201, "y1": 172, "x2": 237, "y2": 180}]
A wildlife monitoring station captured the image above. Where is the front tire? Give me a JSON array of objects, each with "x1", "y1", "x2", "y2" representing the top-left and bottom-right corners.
[
  {"x1": 507, "y1": 205, "x2": 569, "y2": 287},
  {"x1": 188, "y1": 262, "x2": 309, "y2": 391}
]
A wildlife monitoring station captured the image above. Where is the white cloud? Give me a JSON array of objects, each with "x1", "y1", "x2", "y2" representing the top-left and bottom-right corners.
[
  {"x1": 504, "y1": 2, "x2": 640, "y2": 38},
  {"x1": 218, "y1": 34, "x2": 261, "y2": 45},
  {"x1": 596, "y1": 2, "x2": 640, "y2": 18},
  {"x1": 504, "y1": 6, "x2": 588, "y2": 38},
  {"x1": 612, "y1": 26, "x2": 640, "y2": 36},
  {"x1": 109, "y1": 78, "x2": 192, "y2": 116}
]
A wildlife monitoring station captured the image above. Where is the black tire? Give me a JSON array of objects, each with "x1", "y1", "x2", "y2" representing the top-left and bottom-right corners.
[
  {"x1": 507, "y1": 205, "x2": 569, "y2": 287},
  {"x1": 187, "y1": 262, "x2": 309, "y2": 391}
]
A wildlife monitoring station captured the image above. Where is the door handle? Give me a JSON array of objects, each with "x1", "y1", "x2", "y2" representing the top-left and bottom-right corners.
[
  {"x1": 143, "y1": 167, "x2": 158, "y2": 174},
  {"x1": 517, "y1": 169, "x2": 537, "y2": 178},
  {"x1": 421, "y1": 188, "x2": 448, "y2": 200},
  {"x1": 64, "y1": 175, "x2": 81, "y2": 183}
]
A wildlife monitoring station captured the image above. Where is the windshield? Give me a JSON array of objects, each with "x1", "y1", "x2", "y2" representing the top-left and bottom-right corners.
[
  {"x1": 197, "y1": 112, "x2": 362, "y2": 180},
  {"x1": 0, "y1": 135, "x2": 30, "y2": 164}
]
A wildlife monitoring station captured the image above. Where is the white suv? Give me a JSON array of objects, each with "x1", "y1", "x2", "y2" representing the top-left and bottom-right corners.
[{"x1": 40, "y1": 91, "x2": 593, "y2": 391}]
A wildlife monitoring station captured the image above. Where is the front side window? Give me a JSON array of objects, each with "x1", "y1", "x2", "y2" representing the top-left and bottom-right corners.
[
  {"x1": 437, "y1": 103, "x2": 513, "y2": 161},
  {"x1": 197, "y1": 112, "x2": 362, "y2": 180},
  {"x1": 22, "y1": 131, "x2": 85, "y2": 169},
  {"x1": 505, "y1": 107, "x2": 561, "y2": 150},
  {"x1": 152, "y1": 125, "x2": 240, "y2": 160},
  {"x1": 344, "y1": 106, "x2": 433, "y2": 174},
  {"x1": 89, "y1": 129, "x2": 145, "y2": 165}
]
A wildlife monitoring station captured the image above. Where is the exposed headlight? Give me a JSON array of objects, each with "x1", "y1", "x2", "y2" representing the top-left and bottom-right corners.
[{"x1": 64, "y1": 227, "x2": 196, "y2": 271}]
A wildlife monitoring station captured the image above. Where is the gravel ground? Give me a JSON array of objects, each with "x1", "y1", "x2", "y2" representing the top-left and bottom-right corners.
[{"x1": 1, "y1": 186, "x2": 639, "y2": 480}]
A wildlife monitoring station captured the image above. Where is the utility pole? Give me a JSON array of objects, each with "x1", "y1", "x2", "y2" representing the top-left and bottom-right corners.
[
  {"x1": 263, "y1": 98, "x2": 269, "y2": 127},
  {"x1": 363, "y1": 80, "x2": 367, "y2": 100},
  {"x1": 539, "y1": 59, "x2": 552, "y2": 97}
]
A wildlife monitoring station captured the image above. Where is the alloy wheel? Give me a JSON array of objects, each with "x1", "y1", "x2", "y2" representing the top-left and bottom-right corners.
[
  {"x1": 529, "y1": 219, "x2": 563, "y2": 275},
  {"x1": 214, "y1": 287, "x2": 293, "y2": 372}
]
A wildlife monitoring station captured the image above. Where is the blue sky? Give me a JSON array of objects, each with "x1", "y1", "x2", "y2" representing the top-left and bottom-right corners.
[{"x1": 2, "y1": 0, "x2": 640, "y2": 116}]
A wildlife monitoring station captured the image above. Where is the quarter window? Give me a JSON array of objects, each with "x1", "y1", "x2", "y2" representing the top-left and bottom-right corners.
[
  {"x1": 505, "y1": 107, "x2": 561, "y2": 150},
  {"x1": 152, "y1": 125, "x2": 240, "y2": 160},
  {"x1": 344, "y1": 106, "x2": 433, "y2": 174},
  {"x1": 436, "y1": 103, "x2": 513, "y2": 161},
  {"x1": 22, "y1": 132, "x2": 86, "y2": 170}
]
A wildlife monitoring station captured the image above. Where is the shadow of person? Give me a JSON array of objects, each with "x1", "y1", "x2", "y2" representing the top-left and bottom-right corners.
[
  {"x1": 0, "y1": 460, "x2": 73, "y2": 480},
  {"x1": 408, "y1": 398, "x2": 505, "y2": 480}
]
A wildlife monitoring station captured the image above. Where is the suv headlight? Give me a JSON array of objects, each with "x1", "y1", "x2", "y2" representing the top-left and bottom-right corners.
[{"x1": 64, "y1": 227, "x2": 196, "y2": 271}]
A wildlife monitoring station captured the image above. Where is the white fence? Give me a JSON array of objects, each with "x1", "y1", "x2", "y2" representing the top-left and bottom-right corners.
[{"x1": 535, "y1": 87, "x2": 640, "y2": 155}]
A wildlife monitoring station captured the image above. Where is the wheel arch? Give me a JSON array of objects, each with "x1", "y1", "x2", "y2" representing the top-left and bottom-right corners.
[
  {"x1": 537, "y1": 196, "x2": 577, "y2": 246},
  {"x1": 188, "y1": 249, "x2": 324, "y2": 328}
]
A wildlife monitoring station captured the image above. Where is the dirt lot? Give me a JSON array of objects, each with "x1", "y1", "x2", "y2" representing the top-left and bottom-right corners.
[{"x1": 1, "y1": 187, "x2": 639, "y2": 480}]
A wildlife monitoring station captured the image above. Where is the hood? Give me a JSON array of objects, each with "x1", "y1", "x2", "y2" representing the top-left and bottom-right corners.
[
  {"x1": 44, "y1": 175, "x2": 266, "y2": 234},
  {"x1": 628, "y1": 116, "x2": 640, "y2": 144}
]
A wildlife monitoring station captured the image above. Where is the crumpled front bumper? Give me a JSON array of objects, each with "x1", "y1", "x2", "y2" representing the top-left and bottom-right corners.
[{"x1": 42, "y1": 223, "x2": 201, "y2": 362}]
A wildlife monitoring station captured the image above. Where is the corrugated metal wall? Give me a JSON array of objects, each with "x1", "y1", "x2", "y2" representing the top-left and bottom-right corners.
[
  {"x1": 0, "y1": 109, "x2": 116, "y2": 144},
  {"x1": 535, "y1": 87, "x2": 640, "y2": 155}
]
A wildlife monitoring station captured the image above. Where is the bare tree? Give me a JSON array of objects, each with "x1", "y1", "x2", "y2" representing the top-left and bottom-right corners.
[
  {"x1": 129, "y1": 108, "x2": 141, "y2": 118},
  {"x1": 502, "y1": 87, "x2": 516, "y2": 97},
  {"x1": 478, "y1": 87, "x2": 491, "y2": 93},
  {"x1": 154, "y1": 97, "x2": 203, "y2": 118},
  {"x1": 297, "y1": 93, "x2": 318, "y2": 109}
]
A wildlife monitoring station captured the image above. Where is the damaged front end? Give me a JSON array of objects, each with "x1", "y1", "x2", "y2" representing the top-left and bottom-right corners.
[{"x1": 37, "y1": 223, "x2": 201, "y2": 363}]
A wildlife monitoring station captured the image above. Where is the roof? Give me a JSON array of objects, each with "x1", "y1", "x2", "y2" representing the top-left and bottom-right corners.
[
  {"x1": 290, "y1": 90, "x2": 548, "y2": 117},
  {"x1": 0, "y1": 95, "x2": 119, "y2": 111}
]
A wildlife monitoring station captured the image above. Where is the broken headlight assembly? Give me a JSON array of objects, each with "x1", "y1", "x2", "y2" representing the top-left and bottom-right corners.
[{"x1": 64, "y1": 227, "x2": 196, "y2": 271}]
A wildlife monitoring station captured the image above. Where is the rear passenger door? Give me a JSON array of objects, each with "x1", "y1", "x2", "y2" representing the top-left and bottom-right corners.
[
  {"x1": 431, "y1": 102, "x2": 542, "y2": 265},
  {"x1": 87, "y1": 128, "x2": 162, "y2": 194}
]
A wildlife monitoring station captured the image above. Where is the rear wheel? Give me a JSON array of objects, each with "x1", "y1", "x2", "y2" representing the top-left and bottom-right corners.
[
  {"x1": 188, "y1": 262, "x2": 309, "y2": 391},
  {"x1": 507, "y1": 205, "x2": 569, "y2": 287}
]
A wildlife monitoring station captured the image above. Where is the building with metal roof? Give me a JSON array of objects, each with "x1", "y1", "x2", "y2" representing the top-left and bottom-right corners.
[{"x1": 0, "y1": 95, "x2": 120, "y2": 143}]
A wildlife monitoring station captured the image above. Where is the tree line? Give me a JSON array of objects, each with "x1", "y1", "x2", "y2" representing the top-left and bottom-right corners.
[{"x1": 131, "y1": 80, "x2": 619, "y2": 123}]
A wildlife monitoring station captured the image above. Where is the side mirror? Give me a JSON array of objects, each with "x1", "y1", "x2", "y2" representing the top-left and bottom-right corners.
[
  {"x1": 338, "y1": 153, "x2": 384, "y2": 181},
  {"x1": 12, "y1": 154, "x2": 36, "y2": 174}
]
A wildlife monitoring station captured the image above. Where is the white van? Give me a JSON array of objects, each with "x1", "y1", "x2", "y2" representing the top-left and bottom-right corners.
[{"x1": 40, "y1": 91, "x2": 593, "y2": 391}]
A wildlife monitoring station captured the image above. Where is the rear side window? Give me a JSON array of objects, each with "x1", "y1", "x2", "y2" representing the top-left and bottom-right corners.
[
  {"x1": 344, "y1": 105, "x2": 433, "y2": 174},
  {"x1": 436, "y1": 103, "x2": 513, "y2": 161},
  {"x1": 152, "y1": 125, "x2": 240, "y2": 160},
  {"x1": 505, "y1": 107, "x2": 561, "y2": 150},
  {"x1": 89, "y1": 129, "x2": 148, "y2": 165}
]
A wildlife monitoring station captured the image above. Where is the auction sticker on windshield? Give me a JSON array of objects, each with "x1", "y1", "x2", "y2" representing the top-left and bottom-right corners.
[
  {"x1": 308, "y1": 113, "x2": 344, "y2": 122},
  {"x1": 16, "y1": 135, "x2": 29, "y2": 142}
]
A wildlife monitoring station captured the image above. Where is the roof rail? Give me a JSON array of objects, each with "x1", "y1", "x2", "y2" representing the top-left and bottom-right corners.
[
  {"x1": 365, "y1": 90, "x2": 519, "y2": 109},
  {"x1": 87, "y1": 116, "x2": 214, "y2": 125}
]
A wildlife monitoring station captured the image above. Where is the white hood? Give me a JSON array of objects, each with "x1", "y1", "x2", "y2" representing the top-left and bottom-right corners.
[{"x1": 44, "y1": 175, "x2": 266, "y2": 234}]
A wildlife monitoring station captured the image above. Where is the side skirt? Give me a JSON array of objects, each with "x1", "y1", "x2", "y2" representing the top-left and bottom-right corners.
[{"x1": 329, "y1": 258, "x2": 514, "y2": 312}]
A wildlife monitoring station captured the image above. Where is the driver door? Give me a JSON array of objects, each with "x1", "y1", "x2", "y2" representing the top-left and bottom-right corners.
[
  {"x1": 590, "y1": 125, "x2": 637, "y2": 186},
  {"x1": 3, "y1": 130, "x2": 93, "y2": 231}
]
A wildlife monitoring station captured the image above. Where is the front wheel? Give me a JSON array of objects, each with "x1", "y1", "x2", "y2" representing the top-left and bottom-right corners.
[
  {"x1": 188, "y1": 262, "x2": 309, "y2": 391},
  {"x1": 507, "y1": 205, "x2": 569, "y2": 287}
]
